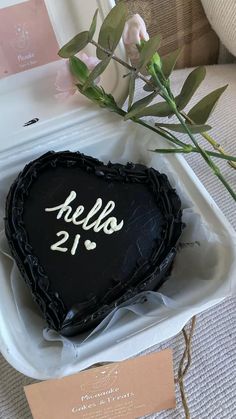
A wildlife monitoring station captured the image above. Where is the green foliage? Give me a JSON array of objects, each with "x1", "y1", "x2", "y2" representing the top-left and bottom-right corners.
[
  {"x1": 97, "y1": 2, "x2": 127, "y2": 59},
  {"x1": 150, "y1": 147, "x2": 193, "y2": 154},
  {"x1": 143, "y1": 76, "x2": 159, "y2": 91},
  {"x1": 77, "y1": 84, "x2": 102, "y2": 101},
  {"x1": 155, "y1": 123, "x2": 212, "y2": 133},
  {"x1": 142, "y1": 47, "x2": 181, "y2": 90},
  {"x1": 88, "y1": 9, "x2": 99, "y2": 41},
  {"x1": 128, "y1": 73, "x2": 136, "y2": 110},
  {"x1": 161, "y1": 48, "x2": 182, "y2": 79},
  {"x1": 77, "y1": 84, "x2": 118, "y2": 112},
  {"x1": 124, "y1": 91, "x2": 158, "y2": 120},
  {"x1": 187, "y1": 85, "x2": 228, "y2": 124},
  {"x1": 69, "y1": 56, "x2": 89, "y2": 83},
  {"x1": 58, "y1": 9, "x2": 99, "y2": 58},
  {"x1": 176, "y1": 66, "x2": 206, "y2": 110},
  {"x1": 137, "y1": 35, "x2": 162, "y2": 71},
  {"x1": 82, "y1": 57, "x2": 111, "y2": 90},
  {"x1": 58, "y1": 2, "x2": 236, "y2": 200},
  {"x1": 58, "y1": 32, "x2": 90, "y2": 58},
  {"x1": 133, "y1": 101, "x2": 173, "y2": 118}
]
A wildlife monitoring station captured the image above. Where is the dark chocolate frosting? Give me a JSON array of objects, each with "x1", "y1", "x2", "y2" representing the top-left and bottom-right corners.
[{"x1": 5, "y1": 151, "x2": 183, "y2": 336}]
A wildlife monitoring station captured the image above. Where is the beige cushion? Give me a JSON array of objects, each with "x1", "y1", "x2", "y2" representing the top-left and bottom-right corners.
[{"x1": 201, "y1": 0, "x2": 236, "y2": 57}]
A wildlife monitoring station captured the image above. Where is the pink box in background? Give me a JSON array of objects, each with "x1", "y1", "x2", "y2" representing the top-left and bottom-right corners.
[{"x1": 0, "y1": 0, "x2": 59, "y2": 78}]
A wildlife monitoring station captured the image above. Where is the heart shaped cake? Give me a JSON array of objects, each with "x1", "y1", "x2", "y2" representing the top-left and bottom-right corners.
[{"x1": 5, "y1": 151, "x2": 183, "y2": 336}]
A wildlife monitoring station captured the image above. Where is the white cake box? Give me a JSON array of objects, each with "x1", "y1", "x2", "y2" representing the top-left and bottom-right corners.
[{"x1": 0, "y1": 0, "x2": 235, "y2": 380}]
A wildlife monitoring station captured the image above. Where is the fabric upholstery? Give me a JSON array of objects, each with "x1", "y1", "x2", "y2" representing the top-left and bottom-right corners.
[{"x1": 124, "y1": 0, "x2": 220, "y2": 68}]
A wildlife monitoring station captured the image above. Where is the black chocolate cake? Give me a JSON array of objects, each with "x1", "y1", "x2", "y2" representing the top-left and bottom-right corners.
[{"x1": 5, "y1": 151, "x2": 183, "y2": 336}]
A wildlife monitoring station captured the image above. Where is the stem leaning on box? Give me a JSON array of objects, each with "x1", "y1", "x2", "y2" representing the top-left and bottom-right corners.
[
  {"x1": 72, "y1": 38, "x2": 236, "y2": 201},
  {"x1": 107, "y1": 101, "x2": 236, "y2": 165},
  {"x1": 144, "y1": 67, "x2": 236, "y2": 201},
  {"x1": 175, "y1": 107, "x2": 236, "y2": 200},
  {"x1": 106, "y1": 103, "x2": 236, "y2": 165},
  {"x1": 181, "y1": 111, "x2": 236, "y2": 170},
  {"x1": 149, "y1": 148, "x2": 236, "y2": 161}
]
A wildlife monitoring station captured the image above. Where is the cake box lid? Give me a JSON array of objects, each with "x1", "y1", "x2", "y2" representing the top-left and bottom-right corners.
[{"x1": 0, "y1": 0, "x2": 128, "y2": 155}]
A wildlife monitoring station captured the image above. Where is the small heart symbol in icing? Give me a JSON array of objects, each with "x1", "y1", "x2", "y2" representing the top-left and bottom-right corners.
[{"x1": 85, "y1": 240, "x2": 97, "y2": 251}]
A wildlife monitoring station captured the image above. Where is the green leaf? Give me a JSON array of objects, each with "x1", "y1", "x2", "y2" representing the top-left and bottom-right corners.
[
  {"x1": 187, "y1": 85, "x2": 228, "y2": 124},
  {"x1": 124, "y1": 91, "x2": 158, "y2": 120},
  {"x1": 77, "y1": 84, "x2": 103, "y2": 102},
  {"x1": 143, "y1": 77, "x2": 157, "y2": 91},
  {"x1": 99, "y1": 87, "x2": 119, "y2": 110},
  {"x1": 97, "y1": 2, "x2": 127, "y2": 59},
  {"x1": 155, "y1": 122, "x2": 212, "y2": 133},
  {"x1": 58, "y1": 31, "x2": 89, "y2": 58},
  {"x1": 88, "y1": 9, "x2": 99, "y2": 41},
  {"x1": 137, "y1": 35, "x2": 162, "y2": 71},
  {"x1": 58, "y1": 9, "x2": 98, "y2": 58},
  {"x1": 150, "y1": 147, "x2": 193, "y2": 154},
  {"x1": 128, "y1": 73, "x2": 136, "y2": 110},
  {"x1": 82, "y1": 57, "x2": 111, "y2": 90},
  {"x1": 161, "y1": 48, "x2": 182, "y2": 79},
  {"x1": 133, "y1": 101, "x2": 173, "y2": 118},
  {"x1": 69, "y1": 56, "x2": 89, "y2": 83},
  {"x1": 176, "y1": 66, "x2": 206, "y2": 111}
]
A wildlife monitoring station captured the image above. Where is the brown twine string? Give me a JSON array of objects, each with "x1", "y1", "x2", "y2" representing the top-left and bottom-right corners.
[
  {"x1": 175, "y1": 315, "x2": 197, "y2": 419},
  {"x1": 85, "y1": 315, "x2": 197, "y2": 419}
]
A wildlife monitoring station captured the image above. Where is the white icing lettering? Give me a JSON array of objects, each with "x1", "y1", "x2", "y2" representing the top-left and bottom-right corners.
[
  {"x1": 71, "y1": 234, "x2": 81, "y2": 255},
  {"x1": 72, "y1": 205, "x2": 85, "y2": 224},
  {"x1": 51, "y1": 231, "x2": 69, "y2": 252},
  {"x1": 45, "y1": 190, "x2": 76, "y2": 221},
  {"x1": 45, "y1": 191, "x2": 124, "y2": 235},
  {"x1": 76, "y1": 198, "x2": 102, "y2": 229}
]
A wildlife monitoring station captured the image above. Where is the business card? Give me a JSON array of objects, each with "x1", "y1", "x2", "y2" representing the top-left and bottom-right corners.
[{"x1": 24, "y1": 349, "x2": 176, "y2": 419}]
